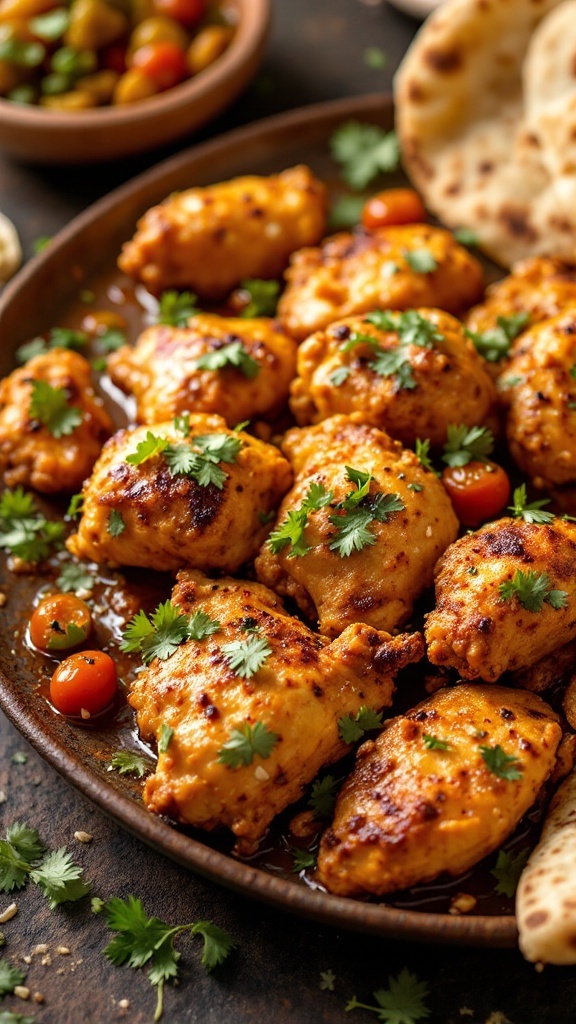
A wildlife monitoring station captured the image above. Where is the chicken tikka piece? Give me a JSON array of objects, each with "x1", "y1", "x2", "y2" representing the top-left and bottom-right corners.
[
  {"x1": 466, "y1": 256, "x2": 576, "y2": 378},
  {"x1": 67, "y1": 414, "x2": 291, "y2": 572},
  {"x1": 426, "y1": 517, "x2": 576, "y2": 683},
  {"x1": 107, "y1": 312, "x2": 297, "y2": 428},
  {"x1": 498, "y1": 308, "x2": 576, "y2": 500},
  {"x1": 118, "y1": 165, "x2": 327, "y2": 300},
  {"x1": 277, "y1": 223, "x2": 485, "y2": 341},
  {"x1": 316, "y1": 684, "x2": 561, "y2": 898},
  {"x1": 128, "y1": 570, "x2": 425, "y2": 854},
  {"x1": 289, "y1": 308, "x2": 497, "y2": 448},
  {"x1": 0, "y1": 348, "x2": 113, "y2": 494},
  {"x1": 255, "y1": 415, "x2": 458, "y2": 637}
]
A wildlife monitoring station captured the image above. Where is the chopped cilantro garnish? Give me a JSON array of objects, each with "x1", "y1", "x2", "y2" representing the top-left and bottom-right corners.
[
  {"x1": 291, "y1": 848, "x2": 317, "y2": 873},
  {"x1": 508, "y1": 484, "x2": 554, "y2": 524},
  {"x1": 479, "y1": 744, "x2": 523, "y2": 781},
  {"x1": 466, "y1": 312, "x2": 530, "y2": 363},
  {"x1": 0, "y1": 821, "x2": 88, "y2": 909},
  {"x1": 308, "y1": 774, "x2": 339, "y2": 819},
  {"x1": 125, "y1": 431, "x2": 169, "y2": 466},
  {"x1": 453, "y1": 228, "x2": 479, "y2": 247},
  {"x1": 346, "y1": 967, "x2": 430, "y2": 1023},
  {"x1": 156, "y1": 290, "x2": 199, "y2": 327},
  {"x1": 414, "y1": 438, "x2": 437, "y2": 474},
  {"x1": 0, "y1": 958, "x2": 26, "y2": 996},
  {"x1": 422, "y1": 734, "x2": 451, "y2": 751},
  {"x1": 239, "y1": 279, "x2": 280, "y2": 318},
  {"x1": 30, "y1": 847, "x2": 90, "y2": 908},
  {"x1": 268, "y1": 479, "x2": 333, "y2": 558},
  {"x1": 107, "y1": 509, "x2": 125, "y2": 537},
  {"x1": 330, "y1": 121, "x2": 400, "y2": 190},
  {"x1": 66, "y1": 493, "x2": 84, "y2": 518},
  {"x1": 328, "y1": 195, "x2": 365, "y2": 231},
  {"x1": 441, "y1": 424, "x2": 494, "y2": 468},
  {"x1": 121, "y1": 601, "x2": 219, "y2": 664},
  {"x1": 499, "y1": 569, "x2": 567, "y2": 612},
  {"x1": 403, "y1": 248, "x2": 437, "y2": 274},
  {"x1": 221, "y1": 635, "x2": 272, "y2": 679},
  {"x1": 195, "y1": 340, "x2": 260, "y2": 379},
  {"x1": 157, "y1": 724, "x2": 174, "y2": 754},
  {"x1": 188, "y1": 609, "x2": 221, "y2": 641},
  {"x1": 28, "y1": 379, "x2": 83, "y2": 438},
  {"x1": 95, "y1": 327, "x2": 127, "y2": 353},
  {"x1": 218, "y1": 721, "x2": 279, "y2": 768},
  {"x1": 329, "y1": 467, "x2": 404, "y2": 558},
  {"x1": 107, "y1": 751, "x2": 150, "y2": 778},
  {"x1": 338, "y1": 705, "x2": 383, "y2": 743},
  {"x1": 491, "y1": 847, "x2": 530, "y2": 898},
  {"x1": 0, "y1": 487, "x2": 64, "y2": 563},
  {"x1": 330, "y1": 366, "x2": 351, "y2": 387},
  {"x1": 365, "y1": 310, "x2": 444, "y2": 348}
]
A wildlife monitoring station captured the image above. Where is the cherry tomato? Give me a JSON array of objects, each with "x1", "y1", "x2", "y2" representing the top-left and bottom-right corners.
[
  {"x1": 361, "y1": 188, "x2": 427, "y2": 230},
  {"x1": 49, "y1": 650, "x2": 118, "y2": 718},
  {"x1": 442, "y1": 460, "x2": 511, "y2": 527},
  {"x1": 131, "y1": 41, "x2": 188, "y2": 89},
  {"x1": 29, "y1": 593, "x2": 92, "y2": 652},
  {"x1": 153, "y1": 0, "x2": 205, "y2": 28}
]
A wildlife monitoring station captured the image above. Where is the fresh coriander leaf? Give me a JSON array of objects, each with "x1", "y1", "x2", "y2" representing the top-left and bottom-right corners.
[
  {"x1": 338, "y1": 705, "x2": 382, "y2": 743},
  {"x1": 195, "y1": 341, "x2": 260, "y2": 380},
  {"x1": 188, "y1": 610, "x2": 220, "y2": 641},
  {"x1": 403, "y1": 248, "x2": 437, "y2": 274},
  {"x1": 120, "y1": 601, "x2": 191, "y2": 664},
  {"x1": 329, "y1": 472, "x2": 404, "y2": 557},
  {"x1": 1, "y1": 488, "x2": 37, "y2": 521},
  {"x1": 157, "y1": 290, "x2": 198, "y2": 327},
  {"x1": 29, "y1": 379, "x2": 82, "y2": 438},
  {"x1": 0, "y1": 37, "x2": 44, "y2": 65},
  {"x1": 365, "y1": 310, "x2": 443, "y2": 348},
  {"x1": 0, "y1": 840, "x2": 30, "y2": 892},
  {"x1": 107, "y1": 509, "x2": 126, "y2": 537},
  {"x1": 66, "y1": 493, "x2": 84, "y2": 518},
  {"x1": 491, "y1": 847, "x2": 530, "y2": 898},
  {"x1": 309, "y1": 775, "x2": 339, "y2": 819},
  {"x1": 466, "y1": 566, "x2": 478, "y2": 575},
  {"x1": 414, "y1": 438, "x2": 436, "y2": 474},
  {"x1": 480, "y1": 744, "x2": 523, "y2": 782},
  {"x1": 340, "y1": 329, "x2": 381, "y2": 355},
  {"x1": 328, "y1": 195, "x2": 365, "y2": 231},
  {"x1": 30, "y1": 7, "x2": 69, "y2": 39},
  {"x1": 125, "y1": 431, "x2": 168, "y2": 466},
  {"x1": 370, "y1": 346, "x2": 416, "y2": 389},
  {"x1": 95, "y1": 328, "x2": 126, "y2": 353},
  {"x1": 30, "y1": 847, "x2": 90, "y2": 908},
  {"x1": 346, "y1": 968, "x2": 430, "y2": 1022},
  {"x1": 218, "y1": 721, "x2": 279, "y2": 768},
  {"x1": 258, "y1": 509, "x2": 275, "y2": 525},
  {"x1": 163, "y1": 442, "x2": 198, "y2": 476},
  {"x1": 46, "y1": 620, "x2": 87, "y2": 650},
  {"x1": 466, "y1": 312, "x2": 530, "y2": 363},
  {"x1": 239, "y1": 279, "x2": 280, "y2": 319},
  {"x1": 157, "y1": 724, "x2": 174, "y2": 754},
  {"x1": 0, "y1": 491, "x2": 64, "y2": 564},
  {"x1": 330, "y1": 505, "x2": 377, "y2": 557},
  {"x1": 268, "y1": 480, "x2": 333, "y2": 557},
  {"x1": 15, "y1": 338, "x2": 47, "y2": 363},
  {"x1": 221, "y1": 635, "x2": 272, "y2": 679},
  {"x1": 0, "y1": 959, "x2": 26, "y2": 996},
  {"x1": 190, "y1": 921, "x2": 236, "y2": 971},
  {"x1": 233, "y1": 419, "x2": 250, "y2": 433},
  {"x1": 442, "y1": 424, "x2": 494, "y2": 468},
  {"x1": 56, "y1": 562, "x2": 93, "y2": 593},
  {"x1": 453, "y1": 228, "x2": 479, "y2": 247},
  {"x1": 195, "y1": 432, "x2": 242, "y2": 465},
  {"x1": 0, "y1": 1011, "x2": 36, "y2": 1024},
  {"x1": 330, "y1": 366, "x2": 351, "y2": 386},
  {"x1": 6, "y1": 823, "x2": 44, "y2": 863},
  {"x1": 407, "y1": 482, "x2": 423, "y2": 492},
  {"x1": 32, "y1": 234, "x2": 52, "y2": 254},
  {"x1": 48, "y1": 327, "x2": 89, "y2": 351},
  {"x1": 320, "y1": 969, "x2": 336, "y2": 991},
  {"x1": 422, "y1": 734, "x2": 451, "y2": 751},
  {"x1": 507, "y1": 484, "x2": 554, "y2": 524},
  {"x1": 330, "y1": 121, "x2": 400, "y2": 190},
  {"x1": 342, "y1": 466, "x2": 372, "y2": 505},
  {"x1": 364, "y1": 46, "x2": 387, "y2": 69},
  {"x1": 108, "y1": 751, "x2": 150, "y2": 778},
  {"x1": 291, "y1": 848, "x2": 317, "y2": 873},
  {"x1": 499, "y1": 569, "x2": 567, "y2": 613},
  {"x1": 498, "y1": 374, "x2": 525, "y2": 390}
]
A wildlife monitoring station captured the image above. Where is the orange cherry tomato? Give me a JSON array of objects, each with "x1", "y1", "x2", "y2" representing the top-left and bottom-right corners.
[
  {"x1": 153, "y1": 0, "x2": 205, "y2": 27},
  {"x1": 131, "y1": 41, "x2": 188, "y2": 89},
  {"x1": 49, "y1": 650, "x2": 118, "y2": 718},
  {"x1": 29, "y1": 594, "x2": 92, "y2": 652},
  {"x1": 361, "y1": 188, "x2": 427, "y2": 230},
  {"x1": 441, "y1": 461, "x2": 511, "y2": 527}
]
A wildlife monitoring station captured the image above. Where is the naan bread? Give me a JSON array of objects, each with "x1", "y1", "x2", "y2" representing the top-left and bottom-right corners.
[
  {"x1": 395, "y1": 0, "x2": 576, "y2": 268},
  {"x1": 517, "y1": 770, "x2": 576, "y2": 964}
]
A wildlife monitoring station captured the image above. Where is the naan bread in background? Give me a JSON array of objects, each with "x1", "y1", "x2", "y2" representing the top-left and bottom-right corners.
[{"x1": 395, "y1": 0, "x2": 576, "y2": 268}]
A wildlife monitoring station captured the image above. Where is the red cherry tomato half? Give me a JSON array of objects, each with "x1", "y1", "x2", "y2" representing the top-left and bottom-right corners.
[
  {"x1": 50, "y1": 650, "x2": 118, "y2": 718},
  {"x1": 361, "y1": 188, "x2": 427, "y2": 230},
  {"x1": 153, "y1": 0, "x2": 205, "y2": 27},
  {"x1": 131, "y1": 42, "x2": 188, "y2": 90},
  {"x1": 442, "y1": 460, "x2": 511, "y2": 527},
  {"x1": 29, "y1": 593, "x2": 92, "y2": 652}
]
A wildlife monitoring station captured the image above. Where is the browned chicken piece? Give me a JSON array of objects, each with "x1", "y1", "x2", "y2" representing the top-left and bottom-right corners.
[
  {"x1": 498, "y1": 309, "x2": 576, "y2": 500},
  {"x1": 289, "y1": 308, "x2": 497, "y2": 447},
  {"x1": 277, "y1": 223, "x2": 485, "y2": 341},
  {"x1": 255, "y1": 416, "x2": 458, "y2": 637},
  {"x1": 67, "y1": 414, "x2": 292, "y2": 571},
  {"x1": 117, "y1": 165, "x2": 327, "y2": 300},
  {"x1": 316, "y1": 684, "x2": 561, "y2": 898},
  {"x1": 107, "y1": 313, "x2": 297, "y2": 428},
  {"x1": 466, "y1": 257, "x2": 576, "y2": 378},
  {"x1": 129, "y1": 570, "x2": 425, "y2": 854},
  {"x1": 0, "y1": 348, "x2": 113, "y2": 494},
  {"x1": 426, "y1": 517, "x2": 576, "y2": 683},
  {"x1": 511, "y1": 639, "x2": 576, "y2": 694}
]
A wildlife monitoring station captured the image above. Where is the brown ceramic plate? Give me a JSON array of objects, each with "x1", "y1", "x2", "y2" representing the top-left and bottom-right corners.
[{"x1": 0, "y1": 94, "x2": 518, "y2": 947}]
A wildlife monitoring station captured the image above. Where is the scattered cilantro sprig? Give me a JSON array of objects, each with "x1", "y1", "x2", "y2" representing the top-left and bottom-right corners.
[
  {"x1": 268, "y1": 480, "x2": 333, "y2": 558},
  {"x1": 480, "y1": 745, "x2": 523, "y2": 782},
  {"x1": 56, "y1": 561, "x2": 94, "y2": 593},
  {"x1": 329, "y1": 467, "x2": 404, "y2": 558},
  {"x1": 308, "y1": 775, "x2": 339, "y2": 819},
  {"x1": 155, "y1": 291, "x2": 199, "y2": 327},
  {"x1": 337, "y1": 311, "x2": 444, "y2": 392},
  {"x1": 441, "y1": 424, "x2": 494, "y2": 468},
  {"x1": 422, "y1": 734, "x2": 451, "y2": 751},
  {"x1": 499, "y1": 570, "x2": 568, "y2": 613},
  {"x1": 338, "y1": 705, "x2": 383, "y2": 744},
  {"x1": 120, "y1": 601, "x2": 220, "y2": 665},
  {"x1": 403, "y1": 249, "x2": 437, "y2": 275},
  {"x1": 0, "y1": 487, "x2": 65, "y2": 564},
  {"x1": 346, "y1": 968, "x2": 430, "y2": 1023},
  {"x1": 217, "y1": 721, "x2": 279, "y2": 768},
  {"x1": 507, "y1": 484, "x2": 554, "y2": 524},
  {"x1": 0, "y1": 959, "x2": 26, "y2": 996},
  {"x1": 221, "y1": 634, "x2": 272, "y2": 679},
  {"x1": 195, "y1": 341, "x2": 260, "y2": 379},
  {"x1": 239, "y1": 279, "x2": 280, "y2": 318},
  {"x1": 107, "y1": 751, "x2": 151, "y2": 778},
  {"x1": 16, "y1": 326, "x2": 88, "y2": 364},
  {"x1": 0, "y1": 821, "x2": 89, "y2": 906},
  {"x1": 330, "y1": 121, "x2": 400, "y2": 190},
  {"x1": 491, "y1": 847, "x2": 530, "y2": 898},
  {"x1": 28, "y1": 379, "x2": 83, "y2": 438},
  {"x1": 466, "y1": 312, "x2": 530, "y2": 363},
  {"x1": 126, "y1": 430, "x2": 242, "y2": 490}
]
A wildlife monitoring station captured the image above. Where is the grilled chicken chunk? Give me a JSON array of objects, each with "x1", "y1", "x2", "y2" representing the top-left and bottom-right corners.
[
  {"x1": 107, "y1": 313, "x2": 297, "y2": 428},
  {"x1": 129, "y1": 570, "x2": 425, "y2": 853},
  {"x1": 0, "y1": 348, "x2": 112, "y2": 494},
  {"x1": 255, "y1": 416, "x2": 458, "y2": 637},
  {"x1": 277, "y1": 223, "x2": 484, "y2": 341},
  {"x1": 426, "y1": 517, "x2": 576, "y2": 682},
  {"x1": 498, "y1": 309, "x2": 576, "y2": 495},
  {"x1": 316, "y1": 684, "x2": 561, "y2": 898},
  {"x1": 67, "y1": 415, "x2": 292, "y2": 571},
  {"x1": 118, "y1": 165, "x2": 327, "y2": 300},
  {"x1": 289, "y1": 308, "x2": 497, "y2": 447}
]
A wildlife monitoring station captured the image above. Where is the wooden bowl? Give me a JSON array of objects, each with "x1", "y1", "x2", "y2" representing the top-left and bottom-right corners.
[{"x1": 0, "y1": 0, "x2": 270, "y2": 164}]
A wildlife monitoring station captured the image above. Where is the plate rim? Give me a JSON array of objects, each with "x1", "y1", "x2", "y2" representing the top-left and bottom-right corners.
[{"x1": 0, "y1": 93, "x2": 519, "y2": 948}]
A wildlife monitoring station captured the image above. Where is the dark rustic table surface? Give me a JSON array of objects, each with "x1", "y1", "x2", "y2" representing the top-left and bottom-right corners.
[{"x1": 1, "y1": 1, "x2": 575, "y2": 1021}]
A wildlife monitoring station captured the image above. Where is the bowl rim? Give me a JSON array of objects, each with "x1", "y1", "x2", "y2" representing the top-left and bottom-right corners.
[{"x1": 0, "y1": 0, "x2": 269, "y2": 128}]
